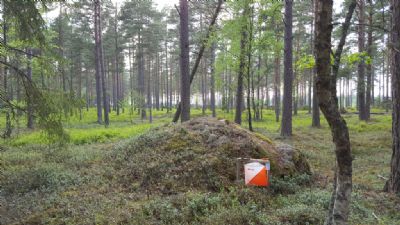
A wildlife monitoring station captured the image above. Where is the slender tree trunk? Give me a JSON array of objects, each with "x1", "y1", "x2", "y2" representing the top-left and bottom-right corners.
[
  {"x1": 234, "y1": 1, "x2": 249, "y2": 125},
  {"x1": 114, "y1": 6, "x2": 120, "y2": 116},
  {"x1": 138, "y1": 29, "x2": 146, "y2": 119},
  {"x1": 274, "y1": 50, "x2": 281, "y2": 123},
  {"x1": 312, "y1": 0, "x2": 321, "y2": 127},
  {"x1": 365, "y1": 0, "x2": 373, "y2": 120},
  {"x1": 148, "y1": 58, "x2": 153, "y2": 123},
  {"x1": 386, "y1": 0, "x2": 400, "y2": 193},
  {"x1": 308, "y1": 69, "x2": 312, "y2": 114},
  {"x1": 228, "y1": 69, "x2": 233, "y2": 113},
  {"x1": 201, "y1": 59, "x2": 206, "y2": 115},
  {"x1": 165, "y1": 41, "x2": 170, "y2": 113},
  {"x1": 86, "y1": 67, "x2": 90, "y2": 111},
  {"x1": 246, "y1": 4, "x2": 254, "y2": 131},
  {"x1": 2, "y1": 10, "x2": 11, "y2": 137},
  {"x1": 172, "y1": 0, "x2": 223, "y2": 122},
  {"x1": 26, "y1": 49, "x2": 34, "y2": 129},
  {"x1": 77, "y1": 51, "x2": 82, "y2": 120},
  {"x1": 210, "y1": 42, "x2": 216, "y2": 117},
  {"x1": 315, "y1": 1, "x2": 353, "y2": 224},
  {"x1": 95, "y1": 0, "x2": 109, "y2": 126},
  {"x1": 169, "y1": 56, "x2": 173, "y2": 111},
  {"x1": 357, "y1": 0, "x2": 367, "y2": 120},
  {"x1": 128, "y1": 45, "x2": 134, "y2": 114},
  {"x1": 155, "y1": 53, "x2": 160, "y2": 110},
  {"x1": 386, "y1": 46, "x2": 390, "y2": 112},
  {"x1": 179, "y1": 0, "x2": 190, "y2": 122},
  {"x1": 255, "y1": 53, "x2": 261, "y2": 121},
  {"x1": 265, "y1": 58, "x2": 269, "y2": 110},
  {"x1": 94, "y1": 0, "x2": 102, "y2": 124},
  {"x1": 58, "y1": 3, "x2": 68, "y2": 119},
  {"x1": 281, "y1": 0, "x2": 293, "y2": 137}
]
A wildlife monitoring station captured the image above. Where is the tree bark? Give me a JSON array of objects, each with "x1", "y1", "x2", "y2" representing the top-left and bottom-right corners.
[
  {"x1": 94, "y1": 0, "x2": 109, "y2": 126},
  {"x1": 138, "y1": 29, "x2": 146, "y2": 119},
  {"x1": 386, "y1": 0, "x2": 400, "y2": 193},
  {"x1": 155, "y1": 53, "x2": 160, "y2": 110},
  {"x1": 312, "y1": 0, "x2": 320, "y2": 127},
  {"x1": 246, "y1": 4, "x2": 254, "y2": 131},
  {"x1": 2, "y1": 9, "x2": 11, "y2": 137},
  {"x1": 94, "y1": 0, "x2": 103, "y2": 124},
  {"x1": 210, "y1": 42, "x2": 216, "y2": 117},
  {"x1": 148, "y1": 58, "x2": 153, "y2": 123},
  {"x1": 114, "y1": 6, "x2": 120, "y2": 116},
  {"x1": 365, "y1": 0, "x2": 373, "y2": 120},
  {"x1": 172, "y1": 0, "x2": 223, "y2": 122},
  {"x1": 234, "y1": 2, "x2": 249, "y2": 125},
  {"x1": 357, "y1": 0, "x2": 367, "y2": 121},
  {"x1": 179, "y1": 0, "x2": 190, "y2": 122},
  {"x1": 332, "y1": 0, "x2": 356, "y2": 106},
  {"x1": 59, "y1": 3, "x2": 68, "y2": 119},
  {"x1": 27, "y1": 48, "x2": 34, "y2": 129},
  {"x1": 315, "y1": 1, "x2": 353, "y2": 224},
  {"x1": 274, "y1": 49, "x2": 281, "y2": 123},
  {"x1": 281, "y1": 0, "x2": 293, "y2": 137}
]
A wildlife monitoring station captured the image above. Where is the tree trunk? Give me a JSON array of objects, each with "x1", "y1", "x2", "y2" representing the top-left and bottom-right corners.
[
  {"x1": 165, "y1": 41, "x2": 170, "y2": 113},
  {"x1": 246, "y1": 4, "x2": 254, "y2": 131},
  {"x1": 138, "y1": 29, "x2": 146, "y2": 119},
  {"x1": 234, "y1": 1, "x2": 249, "y2": 125},
  {"x1": 201, "y1": 59, "x2": 206, "y2": 115},
  {"x1": 155, "y1": 53, "x2": 160, "y2": 110},
  {"x1": 179, "y1": 0, "x2": 190, "y2": 122},
  {"x1": 281, "y1": 0, "x2": 293, "y2": 137},
  {"x1": 210, "y1": 42, "x2": 216, "y2": 117},
  {"x1": 312, "y1": 0, "x2": 321, "y2": 127},
  {"x1": 386, "y1": 44, "x2": 390, "y2": 113},
  {"x1": 386, "y1": 0, "x2": 400, "y2": 193},
  {"x1": 2, "y1": 10, "x2": 11, "y2": 137},
  {"x1": 94, "y1": 0, "x2": 103, "y2": 124},
  {"x1": 255, "y1": 53, "x2": 261, "y2": 121},
  {"x1": 172, "y1": 0, "x2": 223, "y2": 122},
  {"x1": 95, "y1": 0, "x2": 109, "y2": 126},
  {"x1": 114, "y1": 7, "x2": 120, "y2": 116},
  {"x1": 77, "y1": 51, "x2": 82, "y2": 120},
  {"x1": 274, "y1": 50, "x2": 281, "y2": 123},
  {"x1": 86, "y1": 66, "x2": 90, "y2": 111},
  {"x1": 59, "y1": 3, "x2": 68, "y2": 119},
  {"x1": 365, "y1": 0, "x2": 373, "y2": 120},
  {"x1": 357, "y1": 0, "x2": 367, "y2": 120},
  {"x1": 27, "y1": 49, "x2": 34, "y2": 129},
  {"x1": 315, "y1": 1, "x2": 353, "y2": 224},
  {"x1": 148, "y1": 58, "x2": 153, "y2": 123},
  {"x1": 128, "y1": 45, "x2": 134, "y2": 114}
]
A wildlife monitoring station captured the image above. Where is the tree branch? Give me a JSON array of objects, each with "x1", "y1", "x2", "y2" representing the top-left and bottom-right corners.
[
  {"x1": 172, "y1": 0, "x2": 224, "y2": 122},
  {"x1": 0, "y1": 41, "x2": 41, "y2": 58},
  {"x1": 174, "y1": 4, "x2": 181, "y2": 17}
]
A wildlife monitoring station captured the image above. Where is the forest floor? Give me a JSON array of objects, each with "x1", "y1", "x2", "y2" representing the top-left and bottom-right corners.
[{"x1": 0, "y1": 109, "x2": 399, "y2": 225}]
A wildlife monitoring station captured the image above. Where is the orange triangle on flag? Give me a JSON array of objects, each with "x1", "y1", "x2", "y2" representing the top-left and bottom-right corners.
[{"x1": 248, "y1": 166, "x2": 268, "y2": 186}]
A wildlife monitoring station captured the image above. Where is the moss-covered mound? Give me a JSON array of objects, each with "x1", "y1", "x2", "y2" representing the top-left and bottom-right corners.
[{"x1": 110, "y1": 117, "x2": 310, "y2": 194}]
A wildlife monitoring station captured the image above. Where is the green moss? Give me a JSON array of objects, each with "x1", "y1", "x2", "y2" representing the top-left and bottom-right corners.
[{"x1": 254, "y1": 132, "x2": 273, "y2": 144}]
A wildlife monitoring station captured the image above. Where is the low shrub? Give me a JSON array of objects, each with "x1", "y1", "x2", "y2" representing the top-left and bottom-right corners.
[{"x1": 1, "y1": 163, "x2": 80, "y2": 194}]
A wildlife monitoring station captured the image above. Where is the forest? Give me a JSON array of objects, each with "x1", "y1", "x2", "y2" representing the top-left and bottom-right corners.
[{"x1": 0, "y1": 0, "x2": 399, "y2": 224}]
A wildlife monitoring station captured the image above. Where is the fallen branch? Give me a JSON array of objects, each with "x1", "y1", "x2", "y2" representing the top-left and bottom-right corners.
[
  {"x1": 377, "y1": 175, "x2": 388, "y2": 180},
  {"x1": 372, "y1": 212, "x2": 379, "y2": 220}
]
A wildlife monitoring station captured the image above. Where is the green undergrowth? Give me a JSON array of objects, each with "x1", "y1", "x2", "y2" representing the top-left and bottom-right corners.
[{"x1": 1, "y1": 109, "x2": 398, "y2": 225}]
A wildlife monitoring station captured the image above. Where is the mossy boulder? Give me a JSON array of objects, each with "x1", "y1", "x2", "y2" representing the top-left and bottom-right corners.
[{"x1": 110, "y1": 117, "x2": 310, "y2": 194}]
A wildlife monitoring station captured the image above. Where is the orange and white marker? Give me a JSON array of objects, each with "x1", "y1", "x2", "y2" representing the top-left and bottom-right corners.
[{"x1": 244, "y1": 162, "x2": 269, "y2": 186}]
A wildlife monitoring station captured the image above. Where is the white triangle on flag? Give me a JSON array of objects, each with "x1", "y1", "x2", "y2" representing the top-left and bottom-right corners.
[{"x1": 244, "y1": 162, "x2": 264, "y2": 184}]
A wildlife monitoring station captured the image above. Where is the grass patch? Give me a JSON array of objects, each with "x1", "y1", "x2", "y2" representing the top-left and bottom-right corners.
[{"x1": 0, "y1": 109, "x2": 398, "y2": 225}]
